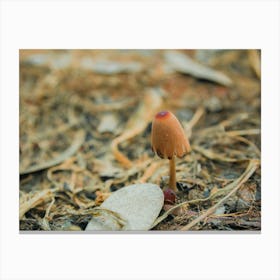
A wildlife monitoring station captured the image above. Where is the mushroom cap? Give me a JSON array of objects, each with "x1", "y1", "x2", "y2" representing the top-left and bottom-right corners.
[{"x1": 151, "y1": 111, "x2": 191, "y2": 159}]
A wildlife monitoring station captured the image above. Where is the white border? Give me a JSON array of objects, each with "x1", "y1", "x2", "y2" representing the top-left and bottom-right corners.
[{"x1": 1, "y1": 1, "x2": 279, "y2": 280}]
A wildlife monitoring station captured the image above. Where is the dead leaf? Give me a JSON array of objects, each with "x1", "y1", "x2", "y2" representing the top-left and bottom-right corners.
[{"x1": 164, "y1": 51, "x2": 233, "y2": 87}]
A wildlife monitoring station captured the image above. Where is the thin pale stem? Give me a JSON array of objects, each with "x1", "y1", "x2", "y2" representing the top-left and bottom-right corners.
[{"x1": 169, "y1": 156, "x2": 178, "y2": 191}]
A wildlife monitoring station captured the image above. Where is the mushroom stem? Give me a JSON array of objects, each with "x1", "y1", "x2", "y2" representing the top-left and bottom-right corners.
[{"x1": 169, "y1": 156, "x2": 178, "y2": 191}]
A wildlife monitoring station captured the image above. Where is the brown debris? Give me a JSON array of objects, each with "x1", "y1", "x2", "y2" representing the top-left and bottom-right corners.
[{"x1": 20, "y1": 50, "x2": 261, "y2": 231}]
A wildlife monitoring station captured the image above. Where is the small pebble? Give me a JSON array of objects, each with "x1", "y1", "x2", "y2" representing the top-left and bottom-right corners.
[
  {"x1": 204, "y1": 96, "x2": 223, "y2": 113},
  {"x1": 97, "y1": 113, "x2": 119, "y2": 134},
  {"x1": 214, "y1": 206, "x2": 226, "y2": 215}
]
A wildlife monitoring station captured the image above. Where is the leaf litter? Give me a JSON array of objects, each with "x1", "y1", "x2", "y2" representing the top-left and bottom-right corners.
[{"x1": 20, "y1": 49, "x2": 261, "y2": 231}]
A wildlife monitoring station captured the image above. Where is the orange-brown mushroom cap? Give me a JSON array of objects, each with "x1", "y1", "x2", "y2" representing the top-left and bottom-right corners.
[{"x1": 151, "y1": 111, "x2": 191, "y2": 159}]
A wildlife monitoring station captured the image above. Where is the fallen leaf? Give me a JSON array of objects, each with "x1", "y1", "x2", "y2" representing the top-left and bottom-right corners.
[
  {"x1": 164, "y1": 51, "x2": 233, "y2": 86},
  {"x1": 86, "y1": 183, "x2": 164, "y2": 231}
]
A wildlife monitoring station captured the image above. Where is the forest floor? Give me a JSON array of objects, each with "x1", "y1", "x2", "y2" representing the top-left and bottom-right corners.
[{"x1": 19, "y1": 49, "x2": 261, "y2": 231}]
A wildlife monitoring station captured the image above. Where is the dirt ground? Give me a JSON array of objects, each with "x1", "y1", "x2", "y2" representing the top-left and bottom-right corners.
[{"x1": 19, "y1": 49, "x2": 261, "y2": 231}]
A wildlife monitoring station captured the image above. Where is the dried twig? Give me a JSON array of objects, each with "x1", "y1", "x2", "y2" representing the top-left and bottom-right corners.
[
  {"x1": 20, "y1": 130, "x2": 85, "y2": 175},
  {"x1": 152, "y1": 159, "x2": 259, "y2": 229},
  {"x1": 225, "y1": 129, "x2": 260, "y2": 137},
  {"x1": 184, "y1": 106, "x2": 204, "y2": 138},
  {"x1": 180, "y1": 159, "x2": 259, "y2": 230},
  {"x1": 19, "y1": 188, "x2": 58, "y2": 219},
  {"x1": 192, "y1": 145, "x2": 247, "y2": 162},
  {"x1": 111, "y1": 89, "x2": 162, "y2": 168},
  {"x1": 248, "y1": 50, "x2": 261, "y2": 79},
  {"x1": 138, "y1": 161, "x2": 163, "y2": 183}
]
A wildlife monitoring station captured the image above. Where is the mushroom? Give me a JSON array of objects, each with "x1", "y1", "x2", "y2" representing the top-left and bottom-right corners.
[{"x1": 151, "y1": 111, "x2": 191, "y2": 191}]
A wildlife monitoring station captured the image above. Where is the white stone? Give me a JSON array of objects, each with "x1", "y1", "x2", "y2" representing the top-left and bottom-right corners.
[
  {"x1": 85, "y1": 183, "x2": 164, "y2": 231},
  {"x1": 97, "y1": 113, "x2": 119, "y2": 134}
]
